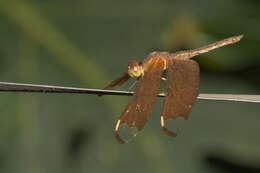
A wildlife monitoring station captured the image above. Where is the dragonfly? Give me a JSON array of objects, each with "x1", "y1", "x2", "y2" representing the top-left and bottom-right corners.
[
  {"x1": 1, "y1": 35, "x2": 256, "y2": 144},
  {"x1": 101, "y1": 35, "x2": 244, "y2": 144}
]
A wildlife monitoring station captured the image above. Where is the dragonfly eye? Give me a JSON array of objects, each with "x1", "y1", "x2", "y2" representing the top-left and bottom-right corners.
[{"x1": 127, "y1": 60, "x2": 143, "y2": 78}]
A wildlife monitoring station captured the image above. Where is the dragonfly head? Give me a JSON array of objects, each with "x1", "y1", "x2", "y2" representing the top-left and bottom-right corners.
[{"x1": 127, "y1": 60, "x2": 143, "y2": 78}]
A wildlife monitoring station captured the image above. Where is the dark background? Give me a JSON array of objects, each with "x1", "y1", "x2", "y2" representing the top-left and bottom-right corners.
[{"x1": 0, "y1": 0, "x2": 260, "y2": 173}]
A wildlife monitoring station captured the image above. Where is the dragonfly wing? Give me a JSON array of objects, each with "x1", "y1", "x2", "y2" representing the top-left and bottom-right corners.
[
  {"x1": 115, "y1": 58, "x2": 165, "y2": 144},
  {"x1": 161, "y1": 59, "x2": 200, "y2": 137}
]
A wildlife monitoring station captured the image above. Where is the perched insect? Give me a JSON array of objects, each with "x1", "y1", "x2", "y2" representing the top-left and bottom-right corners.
[
  {"x1": 102, "y1": 35, "x2": 243, "y2": 144},
  {"x1": 0, "y1": 35, "x2": 246, "y2": 144}
]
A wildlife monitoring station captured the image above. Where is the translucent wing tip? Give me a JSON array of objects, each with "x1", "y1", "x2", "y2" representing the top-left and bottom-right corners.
[
  {"x1": 115, "y1": 132, "x2": 126, "y2": 144},
  {"x1": 162, "y1": 127, "x2": 178, "y2": 137},
  {"x1": 161, "y1": 116, "x2": 185, "y2": 137},
  {"x1": 115, "y1": 120, "x2": 139, "y2": 144}
]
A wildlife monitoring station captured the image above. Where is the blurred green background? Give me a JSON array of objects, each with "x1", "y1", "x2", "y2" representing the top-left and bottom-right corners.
[{"x1": 0, "y1": 0, "x2": 260, "y2": 173}]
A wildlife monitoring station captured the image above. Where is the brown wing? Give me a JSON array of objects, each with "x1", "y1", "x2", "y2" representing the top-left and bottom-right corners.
[
  {"x1": 161, "y1": 59, "x2": 200, "y2": 137},
  {"x1": 115, "y1": 58, "x2": 165, "y2": 144}
]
